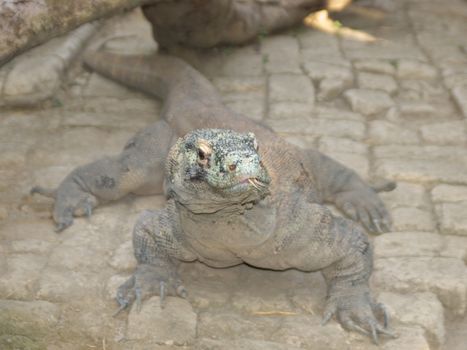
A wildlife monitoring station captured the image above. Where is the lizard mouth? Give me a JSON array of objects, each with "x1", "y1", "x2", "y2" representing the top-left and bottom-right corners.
[{"x1": 235, "y1": 177, "x2": 269, "y2": 191}]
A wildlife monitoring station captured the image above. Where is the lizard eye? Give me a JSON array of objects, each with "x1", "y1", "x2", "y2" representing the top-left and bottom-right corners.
[
  {"x1": 198, "y1": 149, "x2": 206, "y2": 160},
  {"x1": 228, "y1": 164, "x2": 237, "y2": 172},
  {"x1": 197, "y1": 139, "x2": 212, "y2": 167},
  {"x1": 197, "y1": 149, "x2": 209, "y2": 167}
]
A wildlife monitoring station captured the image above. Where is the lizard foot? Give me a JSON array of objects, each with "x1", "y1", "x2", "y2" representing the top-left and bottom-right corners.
[
  {"x1": 114, "y1": 263, "x2": 187, "y2": 316},
  {"x1": 322, "y1": 291, "x2": 397, "y2": 344},
  {"x1": 53, "y1": 194, "x2": 98, "y2": 232},
  {"x1": 31, "y1": 183, "x2": 98, "y2": 232},
  {"x1": 332, "y1": 187, "x2": 392, "y2": 234}
]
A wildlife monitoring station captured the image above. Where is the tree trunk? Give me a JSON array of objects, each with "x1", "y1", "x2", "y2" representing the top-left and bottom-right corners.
[{"x1": 0, "y1": 0, "x2": 160, "y2": 66}]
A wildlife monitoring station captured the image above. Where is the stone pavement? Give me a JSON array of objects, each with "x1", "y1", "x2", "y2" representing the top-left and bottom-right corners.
[{"x1": 1, "y1": 0, "x2": 467, "y2": 349}]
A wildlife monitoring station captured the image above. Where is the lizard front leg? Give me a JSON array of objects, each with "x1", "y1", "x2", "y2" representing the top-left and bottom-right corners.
[{"x1": 116, "y1": 206, "x2": 196, "y2": 313}]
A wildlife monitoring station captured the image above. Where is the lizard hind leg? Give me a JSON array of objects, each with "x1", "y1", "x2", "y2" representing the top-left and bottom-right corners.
[
  {"x1": 31, "y1": 180, "x2": 98, "y2": 232},
  {"x1": 52, "y1": 183, "x2": 99, "y2": 232},
  {"x1": 31, "y1": 120, "x2": 175, "y2": 232}
]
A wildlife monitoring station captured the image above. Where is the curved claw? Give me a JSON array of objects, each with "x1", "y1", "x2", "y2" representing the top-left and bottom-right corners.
[
  {"x1": 358, "y1": 209, "x2": 371, "y2": 231},
  {"x1": 381, "y1": 218, "x2": 392, "y2": 233},
  {"x1": 321, "y1": 305, "x2": 336, "y2": 326},
  {"x1": 54, "y1": 207, "x2": 74, "y2": 232},
  {"x1": 340, "y1": 315, "x2": 371, "y2": 337},
  {"x1": 321, "y1": 313, "x2": 333, "y2": 326},
  {"x1": 373, "y1": 302, "x2": 388, "y2": 329},
  {"x1": 114, "y1": 275, "x2": 136, "y2": 316},
  {"x1": 160, "y1": 281, "x2": 166, "y2": 308},
  {"x1": 334, "y1": 184, "x2": 393, "y2": 234},
  {"x1": 361, "y1": 206, "x2": 392, "y2": 234},
  {"x1": 113, "y1": 264, "x2": 187, "y2": 313},
  {"x1": 55, "y1": 220, "x2": 73, "y2": 232},
  {"x1": 112, "y1": 303, "x2": 128, "y2": 317},
  {"x1": 325, "y1": 292, "x2": 396, "y2": 343},
  {"x1": 370, "y1": 324, "x2": 379, "y2": 345},
  {"x1": 367, "y1": 319, "x2": 398, "y2": 343},
  {"x1": 372, "y1": 219, "x2": 384, "y2": 234},
  {"x1": 375, "y1": 324, "x2": 398, "y2": 339},
  {"x1": 84, "y1": 202, "x2": 93, "y2": 218},
  {"x1": 135, "y1": 286, "x2": 143, "y2": 312},
  {"x1": 177, "y1": 285, "x2": 188, "y2": 299}
]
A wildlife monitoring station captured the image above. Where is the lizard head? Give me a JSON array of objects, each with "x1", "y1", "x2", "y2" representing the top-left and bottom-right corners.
[{"x1": 165, "y1": 129, "x2": 271, "y2": 212}]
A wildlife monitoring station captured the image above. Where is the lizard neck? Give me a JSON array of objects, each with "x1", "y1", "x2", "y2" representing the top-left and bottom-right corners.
[{"x1": 171, "y1": 185, "x2": 266, "y2": 216}]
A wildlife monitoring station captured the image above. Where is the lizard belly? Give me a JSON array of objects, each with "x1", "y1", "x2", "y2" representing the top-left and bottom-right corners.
[
  {"x1": 178, "y1": 200, "x2": 277, "y2": 267},
  {"x1": 241, "y1": 198, "x2": 345, "y2": 272}
]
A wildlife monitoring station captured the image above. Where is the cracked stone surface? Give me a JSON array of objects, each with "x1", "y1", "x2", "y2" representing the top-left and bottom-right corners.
[
  {"x1": 378, "y1": 292, "x2": 445, "y2": 347},
  {"x1": 357, "y1": 72, "x2": 398, "y2": 95},
  {"x1": 344, "y1": 88, "x2": 394, "y2": 115},
  {"x1": 127, "y1": 297, "x2": 197, "y2": 344},
  {"x1": 1, "y1": 1, "x2": 467, "y2": 349}
]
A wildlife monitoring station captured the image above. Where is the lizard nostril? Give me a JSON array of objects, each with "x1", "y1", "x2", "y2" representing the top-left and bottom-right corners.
[{"x1": 228, "y1": 164, "x2": 237, "y2": 172}]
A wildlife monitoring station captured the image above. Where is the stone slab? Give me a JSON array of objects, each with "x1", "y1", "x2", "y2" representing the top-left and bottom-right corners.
[
  {"x1": 344, "y1": 89, "x2": 394, "y2": 116},
  {"x1": 373, "y1": 257, "x2": 467, "y2": 315},
  {"x1": 127, "y1": 297, "x2": 197, "y2": 345}
]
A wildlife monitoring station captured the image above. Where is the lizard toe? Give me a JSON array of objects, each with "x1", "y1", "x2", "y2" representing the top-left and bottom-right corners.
[
  {"x1": 372, "y1": 302, "x2": 389, "y2": 328},
  {"x1": 114, "y1": 275, "x2": 136, "y2": 316},
  {"x1": 334, "y1": 187, "x2": 392, "y2": 234},
  {"x1": 339, "y1": 312, "x2": 371, "y2": 338},
  {"x1": 54, "y1": 207, "x2": 74, "y2": 232},
  {"x1": 73, "y1": 195, "x2": 98, "y2": 218},
  {"x1": 114, "y1": 263, "x2": 187, "y2": 314},
  {"x1": 325, "y1": 291, "x2": 396, "y2": 344}
]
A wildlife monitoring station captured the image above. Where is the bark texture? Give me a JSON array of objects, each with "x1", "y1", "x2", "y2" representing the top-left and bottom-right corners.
[{"x1": 0, "y1": 0, "x2": 158, "y2": 65}]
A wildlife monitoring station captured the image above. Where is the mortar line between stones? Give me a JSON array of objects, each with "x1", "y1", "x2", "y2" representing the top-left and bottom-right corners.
[
  {"x1": 406, "y1": 0, "x2": 465, "y2": 121},
  {"x1": 405, "y1": 1, "x2": 460, "y2": 236},
  {"x1": 263, "y1": 73, "x2": 270, "y2": 122}
]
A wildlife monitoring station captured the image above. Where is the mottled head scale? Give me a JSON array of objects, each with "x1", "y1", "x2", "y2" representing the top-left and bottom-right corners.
[{"x1": 166, "y1": 129, "x2": 271, "y2": 212}]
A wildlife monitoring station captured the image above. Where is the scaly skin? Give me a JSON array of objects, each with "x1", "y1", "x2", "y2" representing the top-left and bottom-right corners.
[
  {"x1": 32, "y1": 49, "x2": 396, "y2": 343},
  {"x1": 142, "y1": 0, "x2": 326, "y2": 49},
  {"x1": 0, "y1": 0, "x2": 328, "y2": 65}
]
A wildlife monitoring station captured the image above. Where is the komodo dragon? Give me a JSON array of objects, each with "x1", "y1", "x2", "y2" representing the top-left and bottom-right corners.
[{"x1": 32, "y1": 49, "x2": 396, "y2": 343}]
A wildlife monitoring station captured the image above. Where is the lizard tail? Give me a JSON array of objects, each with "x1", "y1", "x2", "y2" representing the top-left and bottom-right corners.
[
  {"x1": 82, "y1": 49, "x2": 220, "y2": 103},
  {"x1": 83, "y1": 50, "x2": 170, "y2": 99}
]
